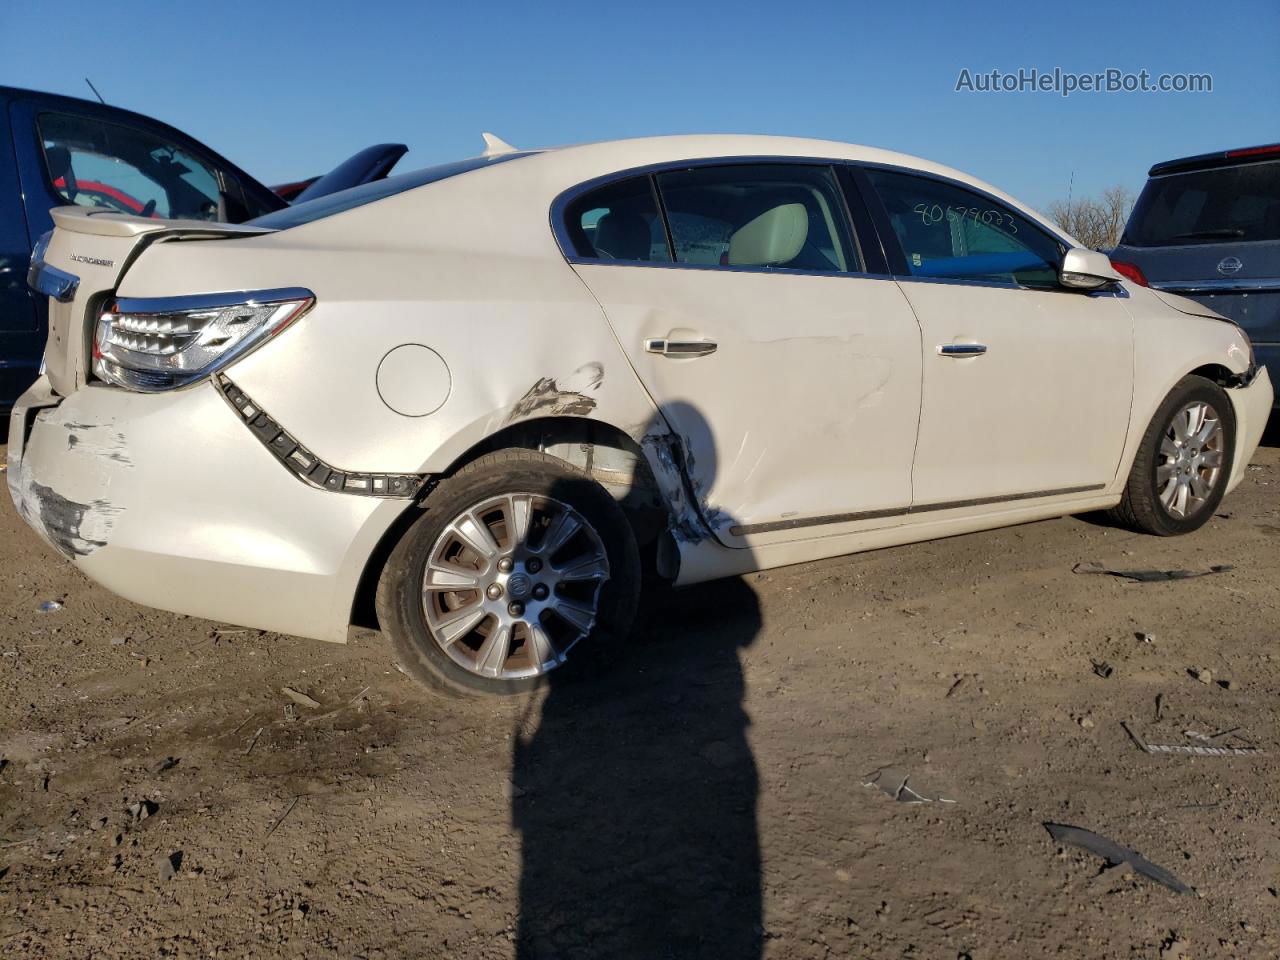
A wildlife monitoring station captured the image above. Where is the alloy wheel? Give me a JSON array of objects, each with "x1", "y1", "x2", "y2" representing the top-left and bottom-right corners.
[
  {"x1": 1157, "y1": 400, "x2": 1225, "y2": 519},
  {"x1": 421, "y1": 493, "x2": 610, "y2": 679}
]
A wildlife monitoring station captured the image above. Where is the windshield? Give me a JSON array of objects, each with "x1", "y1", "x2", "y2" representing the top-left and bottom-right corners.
[
  {"x1": 1122, "y1": 160, "x2": 1280, "y2": 247},
  {"x1": 249, "y1": 152, "x2": 533, "y2": 230}
]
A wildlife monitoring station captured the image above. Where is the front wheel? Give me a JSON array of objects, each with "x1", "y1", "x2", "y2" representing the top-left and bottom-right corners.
[
  {"x1": 1108, "y1": 375, "x2": 1236, "y2": 536},
  {"x1": 375, "y1": 449, "x2": 641, "y2": 697}
]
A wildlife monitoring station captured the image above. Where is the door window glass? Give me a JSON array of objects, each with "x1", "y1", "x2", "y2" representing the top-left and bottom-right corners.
[
  {"x1": 656, "y1": 164, "x2": 856, "y2": 272},
  {"x1": 563, "y1": 176, "x2": 671, "y2": 262},
  {"x1": 865, "y1": 169, "x2": 1063, "y2": 287},
  {"x1": 38, "y1": 112, "x2": 226, "y2": 221}
]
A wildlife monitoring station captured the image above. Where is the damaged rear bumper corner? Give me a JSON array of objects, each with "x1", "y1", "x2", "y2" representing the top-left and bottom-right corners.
[{"x1": 7, "y1": 376, "x2": 414, "y2": 643}]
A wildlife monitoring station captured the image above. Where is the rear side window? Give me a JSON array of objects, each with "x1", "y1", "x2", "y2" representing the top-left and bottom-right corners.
[
  {"x1": 865, "y1": 169, "x2": 1062, "y2": 288},
  {"x1": 39, "y1": 112, "x2": 232, "y2": 221},
  {"x1": 1123, "y1": 161, "x2": 1280, "y2": 246},
  {"x1": 656, "y1": 164, "x2": 856, "y2": 272},
  {"x1": 563, "y1": 176, "x2": 671, "y2": 262}
]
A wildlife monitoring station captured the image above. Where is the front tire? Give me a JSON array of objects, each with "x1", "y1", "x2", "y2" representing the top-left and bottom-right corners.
[
  {"x1": 1108, "y1": 375, "x2": 1236, "y2": 536},
  {"x1": 375, "y1": 449, "x2": 641, "y2": 697}
]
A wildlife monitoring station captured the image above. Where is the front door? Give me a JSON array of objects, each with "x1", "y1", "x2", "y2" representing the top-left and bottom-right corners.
[
  {"x1": 564, "y1": 162, "x2": 924, "y2": 547},
  {"x1": 860, "y1": 167, "x2": 1134, "y2": 508}
]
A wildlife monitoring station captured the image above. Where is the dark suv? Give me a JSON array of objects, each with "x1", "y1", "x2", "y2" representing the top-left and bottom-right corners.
[{"x1": 1111, "y1": 144, "x2": 1280, "y2": 407}]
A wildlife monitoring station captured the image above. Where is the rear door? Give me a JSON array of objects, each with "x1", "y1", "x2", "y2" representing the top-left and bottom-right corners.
[
  {"x1": 563, "y1": 161, "x2": 924, "y2": 547},
  {"x1": 858, "y1": 166, "x2": 1134, "y2": 507}
]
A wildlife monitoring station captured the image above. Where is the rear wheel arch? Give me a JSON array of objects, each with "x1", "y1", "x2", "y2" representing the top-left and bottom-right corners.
[{"x1": 349, "y1": 415, "x2": 674, "y2": 632}]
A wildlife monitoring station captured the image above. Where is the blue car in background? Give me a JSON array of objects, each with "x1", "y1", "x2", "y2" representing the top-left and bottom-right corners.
[
  {"x1": 1111, "y1": 143, "x2": 1280, "y2": 407},
  {"x1": 0, "y1": 86, "x2": 404, "y2": 413}
]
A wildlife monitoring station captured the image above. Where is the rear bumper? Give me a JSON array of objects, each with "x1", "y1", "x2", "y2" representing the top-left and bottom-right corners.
[
  {"x1": 1226, "y1": 366, "x2": 1274, "y2": 493},
  {"x1": 6, "y1": 377, "x2": 411, "y2": 642}
]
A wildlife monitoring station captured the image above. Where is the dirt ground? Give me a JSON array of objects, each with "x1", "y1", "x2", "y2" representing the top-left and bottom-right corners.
[{"x1": 2, "y1": 427, "x2": 1279, "y2": 960}]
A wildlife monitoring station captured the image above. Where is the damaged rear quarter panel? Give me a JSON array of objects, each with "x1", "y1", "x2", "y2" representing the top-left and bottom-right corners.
[{"x1": 121, "y1": 168, "x2": 667, "y2": 480}]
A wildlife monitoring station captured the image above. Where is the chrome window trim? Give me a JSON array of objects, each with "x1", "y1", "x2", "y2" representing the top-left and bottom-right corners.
[
  {"x1": 1150, "y1": 278, "x2": 1280, "y2": 294},
  {"x1": 895, "y1": 274, "x2": 1129, "y2": 297}
]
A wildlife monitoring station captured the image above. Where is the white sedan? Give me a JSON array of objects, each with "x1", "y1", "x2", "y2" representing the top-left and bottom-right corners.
[{"x1": 9, "y1": 135, "x2": 1272, "y2": 697}]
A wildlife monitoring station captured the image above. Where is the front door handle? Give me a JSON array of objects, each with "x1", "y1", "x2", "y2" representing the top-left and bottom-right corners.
[
  {"x1": 645, "y1": 337, "x2": 718, "y2": 358},
  {"x1": 938, "y1": 343, "x2": 988, "y2": 358}
]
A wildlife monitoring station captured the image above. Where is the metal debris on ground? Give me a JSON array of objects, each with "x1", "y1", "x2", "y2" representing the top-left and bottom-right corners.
[
  {"x1": 862, "y1": 767, "x2": 957, "y2": 805},
  {"x1": 1043, "y1": 822, "x2": 1190, "y2": 894},
  {"x1": 264, "y1": 795, "x2": 301, "y2": 839},
  {"x1": 1072, "y1": 561, "x2": 1233, "y2": 583},
  {"x1": 281, "y1": 687, "x2": 321, "y2": 709},
  {"x1": 37, "y1": 601, "x2": 62, "y2": 613},
  {"x1": 1092, "y1": 660, "x2": 1114, "y2": 679},
  {"x1": 1136, "y1": 632, "x2": 1155, "y2": 643},
  {"x1": 1121, "y1": 721, "x2": 1264, "y2": 757},
  {"x1": 243, "y1": 726, "x2": 265, "y2": 756}
]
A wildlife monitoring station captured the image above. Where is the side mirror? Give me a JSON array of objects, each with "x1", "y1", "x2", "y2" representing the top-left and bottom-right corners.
[{"x1": 1059, "y1": 247, "x2": 1123, "y2": 290}]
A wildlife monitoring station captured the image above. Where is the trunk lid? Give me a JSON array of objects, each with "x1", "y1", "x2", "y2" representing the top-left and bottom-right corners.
[{"x1": 34, "y1": 207, "x2": 271, "y2": 396}]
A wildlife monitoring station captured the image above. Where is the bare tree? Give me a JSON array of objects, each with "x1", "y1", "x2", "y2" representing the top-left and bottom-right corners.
[{"x1": 1047, "y1": 185, "x2": 1134, "y2": 250}]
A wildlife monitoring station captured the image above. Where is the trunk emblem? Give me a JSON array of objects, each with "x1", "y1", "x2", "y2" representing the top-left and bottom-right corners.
[
  {"x1": 1217, "y1": 256, "x2": 1243, "y2": 276},
  {"x1": 70, "y1": 254, "x2": 114, "y2": 268}
]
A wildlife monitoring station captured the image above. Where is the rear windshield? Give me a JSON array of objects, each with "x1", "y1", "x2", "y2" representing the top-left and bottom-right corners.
[
  {"x1": 1122, "y1": 159, "x2": 1280, "y2": 247},
  {"x1": 249, "y1": 152, "x2": 532, "y2": 230}
]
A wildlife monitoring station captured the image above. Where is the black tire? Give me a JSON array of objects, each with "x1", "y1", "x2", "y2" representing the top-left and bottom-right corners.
[
  {"x1": 1108, "y1": 375, "x2": 1236, "y2": 536},
  {"x1": 375, "y1": 448, "x2": 641, "y2": 698}
]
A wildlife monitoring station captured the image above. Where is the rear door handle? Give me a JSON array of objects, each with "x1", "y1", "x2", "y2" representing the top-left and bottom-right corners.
[
  {"x1": 938, "y1": 343, "x2": 988, "y2": 357},
  {"x1": 645, "y1": 338, "x2": 718, "y2": 358}
]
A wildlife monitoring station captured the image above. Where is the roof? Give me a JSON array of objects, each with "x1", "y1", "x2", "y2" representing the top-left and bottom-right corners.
[{"x1": 1148, "y1": 143, "x2": 1280, "y2": 177}]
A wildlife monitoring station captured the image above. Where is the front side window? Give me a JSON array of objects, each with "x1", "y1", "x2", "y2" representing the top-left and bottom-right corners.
[
  {"x1": 39, "y1": 112, "x2": 227, "y2": 221},
  {"x1": 656, "y1": 164, "x2": 856, "y2": 272},
  {"x1": 563, "y1": 176, "x2": 671, "y2": 262},
  {"x1": 865, "y1": 169, "x2": 1063, "y2": 288}
]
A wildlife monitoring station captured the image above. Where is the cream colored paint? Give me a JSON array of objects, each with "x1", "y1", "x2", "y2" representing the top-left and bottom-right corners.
[
  {"x1": 572, "y1": 264, "x2": 924, "y2": 547},
  {"x1": 901, "y1": 280, "x2": 1134, "y2": 504}
]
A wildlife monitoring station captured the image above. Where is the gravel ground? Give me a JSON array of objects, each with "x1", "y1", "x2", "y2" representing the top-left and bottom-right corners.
[{"x1": 1, "y1": 428, "x2": 1278, "y2": 959}]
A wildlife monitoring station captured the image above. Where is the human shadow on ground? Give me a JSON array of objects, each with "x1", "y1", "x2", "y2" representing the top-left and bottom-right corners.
[{"x1": 512, "y1": 403, "x2": 763, "y2": 959}]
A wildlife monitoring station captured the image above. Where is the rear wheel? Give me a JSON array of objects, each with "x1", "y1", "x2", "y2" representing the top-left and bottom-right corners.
[
  {"x1": 1108, "y1": 375, "x2": 1236, "y2": 536},
  {"x1": 375, "y1": 449, "x2": 640, "y2": 697}
]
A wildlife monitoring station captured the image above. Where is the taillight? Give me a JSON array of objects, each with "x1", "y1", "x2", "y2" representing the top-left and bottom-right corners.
[
  {"x1": 93, "y1": 288, "x2": 313, "y2": 392},
  {"x1": 1109, "y1": 260, "x2": 1148, "y2": 287}
]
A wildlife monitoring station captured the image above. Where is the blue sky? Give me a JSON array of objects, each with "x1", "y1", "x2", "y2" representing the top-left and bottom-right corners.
[{"x1": 3, "y1": 0, "x2": 1276, "y2": 209}]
